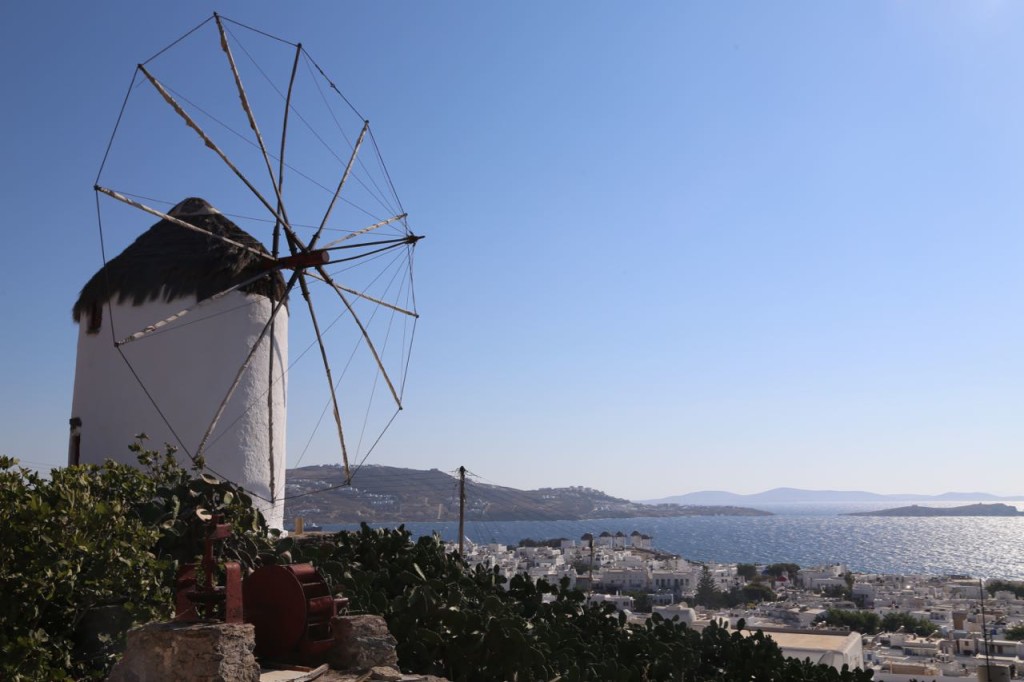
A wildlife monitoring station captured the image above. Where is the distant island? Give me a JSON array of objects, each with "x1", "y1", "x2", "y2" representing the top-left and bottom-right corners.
[
  {"x1": 642, "y1": 487, "x2": 1024, "y2": 506},
  {"x1": 845, "y1": 503, "x2": 1024, "y2": 517},
  {"x1": 284, "y1": 464, "x2": 772, "y2": 525}
]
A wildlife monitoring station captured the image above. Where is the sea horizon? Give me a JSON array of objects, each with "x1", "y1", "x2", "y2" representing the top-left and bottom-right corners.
[{"x1": 317, "y1": 500, "x2": 1024, "y2": 581}]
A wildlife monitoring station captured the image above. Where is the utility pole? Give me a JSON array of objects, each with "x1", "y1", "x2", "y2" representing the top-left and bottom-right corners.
[
  {"x1": 980, "y1": 578, "x2": 993, "y2": 678},
  {"x1": 458, "y1": 466, "x2": 466, "y2": 556},
  {"x1": 588, "y1": 535, "x2": 595, "y2": 598}
]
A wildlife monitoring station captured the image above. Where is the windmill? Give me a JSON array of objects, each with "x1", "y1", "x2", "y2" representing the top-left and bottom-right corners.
[{"x1": 68, "y1": 14, "x2": 422, "y2": 529}]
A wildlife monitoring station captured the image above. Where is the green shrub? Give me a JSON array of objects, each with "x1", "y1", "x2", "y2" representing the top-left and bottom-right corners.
[
  {"x1": 0, "y1": 456, "x2": 170, "y2": 680},
  {"x1": 987, "y1": 580, "x2": 1024, "y2": 600},
  {"x1": 821, "y1": 608, "x2": 881, "y2": 634},
  {"x1": 736, "y1": 563, "x2": 759, "y2": 581},
  {"x1": 880, "y1": 612, "x2": 938, "y2": 637},
  {"x1": 0, "y1": 441, "x2": 275, "y2": 681},
  {"x1": 765, "y1": 563, "x2": 801, "y2": 579}
]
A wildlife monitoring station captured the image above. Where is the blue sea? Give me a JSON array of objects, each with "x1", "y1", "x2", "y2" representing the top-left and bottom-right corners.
[{"x1": 321, "y1": 501, "x2": 1024, "y2": 580}]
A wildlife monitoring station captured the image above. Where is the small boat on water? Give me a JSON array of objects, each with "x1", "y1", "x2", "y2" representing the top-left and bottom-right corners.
[{"x1": 292, "y1": 518, "x2": 324, "y2": 534}]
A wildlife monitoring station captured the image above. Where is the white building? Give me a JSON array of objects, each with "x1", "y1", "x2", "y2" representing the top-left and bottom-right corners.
[
  {"x1": 754, "y1": 629, "x2": 864, "y2": 672},
  {"x1": 599, "y1": 567, "x2": 649, "y2": 592},
  {"x1": 653, "y1": 603, "x2": 697, "y2": 625},
  {"x1": 798, "y1": 564, "x2": 848, "y2": 590},
  {"x1": 69, "y1": 198, "x2": 289, "y2": 528},
  {"x1": 852, "y1": 582, "x2": 877, "y2": 608},
  {"x1": 588, "y1": 593, "x2": 635, "y2": 612}
]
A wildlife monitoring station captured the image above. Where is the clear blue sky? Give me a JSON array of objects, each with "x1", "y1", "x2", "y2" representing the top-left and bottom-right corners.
[{"x1": 2, "y1": 2, "x2": 1023, "y2": 499}]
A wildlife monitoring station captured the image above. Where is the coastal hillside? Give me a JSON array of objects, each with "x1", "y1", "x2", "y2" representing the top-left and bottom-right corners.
[{"x1": 284, "y1": 464, "x2": 770, "y2": 524}]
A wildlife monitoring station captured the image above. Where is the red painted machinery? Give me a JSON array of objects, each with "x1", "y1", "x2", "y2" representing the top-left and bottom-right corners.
[
  {"x1": 173, "y1": 516, "x2": 349, "y2": 662},
  {"x1": 174, "y1": 515, "x2": 243, "y2": 624},
  {"x1": 244, "y1": 563, "x2": 349, "y2": 659}
]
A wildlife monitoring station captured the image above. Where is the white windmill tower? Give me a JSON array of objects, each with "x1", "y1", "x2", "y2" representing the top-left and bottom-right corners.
[
  {"x1": 68, "y1": 14, "x2": 421, "y2": 530},
  {"x1": 69, "y1": 197, "x2": 291, "y2": 527}
]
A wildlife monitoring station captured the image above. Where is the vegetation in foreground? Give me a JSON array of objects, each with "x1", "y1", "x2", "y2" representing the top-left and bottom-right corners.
[{"x1": 1, "y1": 447, "x2": 872, "y2": 681}]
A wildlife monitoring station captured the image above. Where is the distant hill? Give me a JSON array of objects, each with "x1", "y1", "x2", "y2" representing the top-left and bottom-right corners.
[
  {"x1": 641, "y1": 487, "x2": 1019, "y2": 505},
  {"x1": 845, "y1": 503, "x2": 1024, "y2": 517},
  {"x1": 284, "y1": 464, "x2": 771, "y2": 525}
]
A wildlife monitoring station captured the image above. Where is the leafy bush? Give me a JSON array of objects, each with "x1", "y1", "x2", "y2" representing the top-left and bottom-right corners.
[
  {"x1": 765, "y1": 563, "x2": 801, "y2": 579},
  {"x1": 693, "y1": 565, "x2": 777, "y2": 609},
  {"x1": 822, "y1": 608, "x2": 937, "y2": 638},
  {"x1": 517, "y1": 537, "x2": 566, "y2": 548},
  {"x1": 821, "y1": 608, "x2": 881, "y2": 634},
  {"x1": 733, "y1": 581, "x2": 778, "y2": 605},
  {"x1": 880, "y1": 612, "x2": 937, "y2": 637},
  {"x1": 132, "y1": 440, "x2": 277, "y2": 572},
  {"x1": 737, "y1": 562, "x2": 759, "y2": 581},
  {"x1": 0, "y1": 455, "x2": 171, "y2": 680},
  {"x1": 987, "y1": 580, "x2": 1024, "y2": 599},
  {"x1": 0, "y1": 441, "x2": 275, "y2": 681}
]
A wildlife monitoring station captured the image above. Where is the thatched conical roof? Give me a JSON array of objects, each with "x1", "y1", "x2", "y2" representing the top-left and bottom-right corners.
[{"x1": 73, "y1": 198, "x2": 286, "y2": 322}]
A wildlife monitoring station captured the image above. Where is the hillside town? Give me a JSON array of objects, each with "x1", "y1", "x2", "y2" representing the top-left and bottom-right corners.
[{"x1": 452, "y1": 531, "x2": 1024, "y2": 681}]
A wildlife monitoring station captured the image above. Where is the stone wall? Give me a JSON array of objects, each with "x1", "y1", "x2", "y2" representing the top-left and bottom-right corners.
[{"x1": 324, "y1": 615, "x2": 399, "y2": 671}]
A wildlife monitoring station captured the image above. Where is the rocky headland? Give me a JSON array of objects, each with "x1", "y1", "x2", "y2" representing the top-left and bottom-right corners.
[{"x1": 845, "y1": 502, "x2": 1024, "y2": 517}]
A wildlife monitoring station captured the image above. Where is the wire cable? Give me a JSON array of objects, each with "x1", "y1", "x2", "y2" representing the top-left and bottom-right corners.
[
  {"x1": 220, "y1": 14, "x2": 298, "y2": 47},
  {"x1": 95, "y1": 70, "x2": 140, "y2": 185},
  {"x1": 142, "y1": 15, "x2": 215, "y2": 66}
]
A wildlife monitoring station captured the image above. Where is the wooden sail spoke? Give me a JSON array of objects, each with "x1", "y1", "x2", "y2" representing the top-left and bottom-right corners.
[
  {"x1": 273, "y1": 43, "x2": 303, "y2": 259},
  {"x1": 114, "y1": 270, "x2": 275, "y2": 347},
  {"x1": 298, "y1": 272, "x2": 352, "y2": 482},
  {"x1": 214, "y1": 13, "x2": 288, "y2": 231},
  {"x1": 309, "y1": 121, "x2": 369, "y2": 250},
  {"x1": 317, "y1": 213, "x2": 409, "y2": 250},
  {"x1": 95, "y1": 186, "x2": 274, "y2": 262}
]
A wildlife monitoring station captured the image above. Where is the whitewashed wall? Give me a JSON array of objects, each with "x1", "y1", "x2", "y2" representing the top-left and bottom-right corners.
[{"x1": 69, "y1": 291, "x2": 288, "y2": 529}]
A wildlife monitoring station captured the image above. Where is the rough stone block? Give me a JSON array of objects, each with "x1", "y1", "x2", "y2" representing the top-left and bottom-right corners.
[
  {"x1": 325, "y1": 614, "x2": 399, "y2": 672},
  {"x1": 106, "y1": 621, "x2": 259, "y2": 682},
  {"x1": 367, "y1": 666, "x2": 403, "y2": 681}
]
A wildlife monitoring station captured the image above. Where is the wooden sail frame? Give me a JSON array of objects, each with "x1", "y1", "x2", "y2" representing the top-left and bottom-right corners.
[{"x1": 90, "y1": 12, "x2": 422, "y2": 500}]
